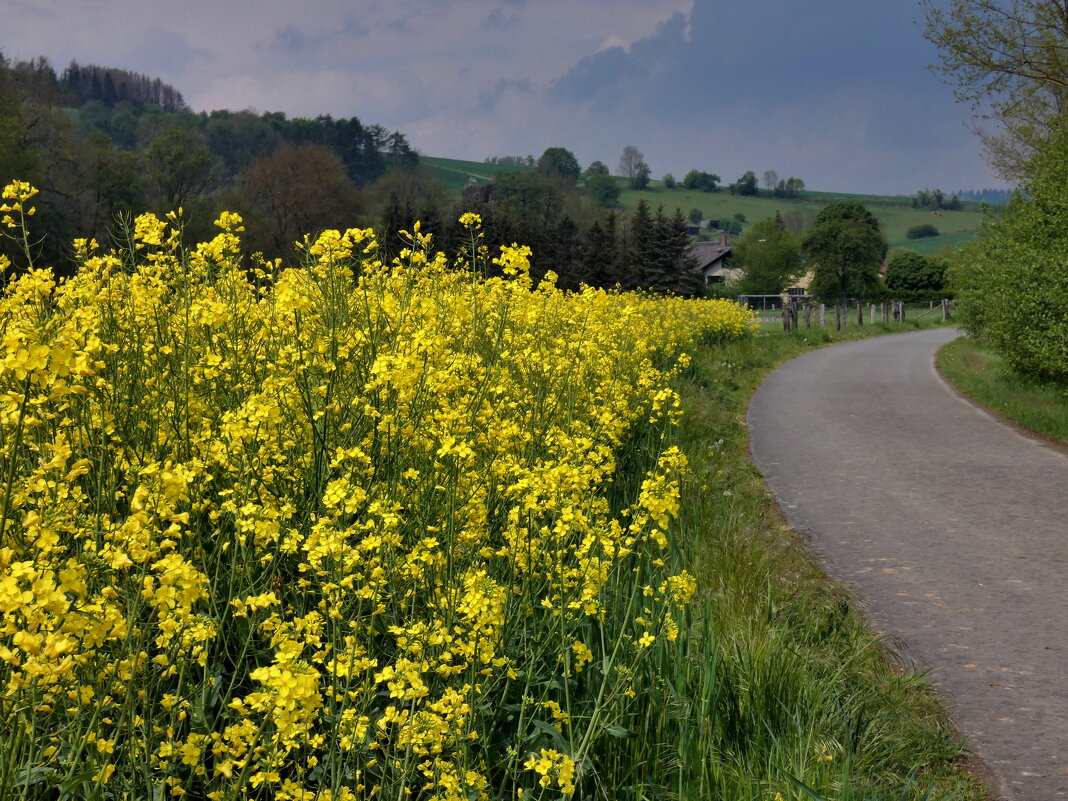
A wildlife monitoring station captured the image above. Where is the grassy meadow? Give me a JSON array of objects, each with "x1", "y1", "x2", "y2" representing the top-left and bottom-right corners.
[{"x1": 0, "y1": 179, "x2": 984, "y2": 801}]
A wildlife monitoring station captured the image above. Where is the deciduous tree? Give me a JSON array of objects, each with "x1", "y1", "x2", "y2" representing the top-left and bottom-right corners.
[
  {"x1": 731, "y1": 170, "x2": 758, "y2": 196},
  {"x1": 537, "y1": 147, "x2": 581, "y2": 183},
  {"x1": 813, "y1": 199, "x2": 882, "y2": 236},
  {"x1": 922, "y1": 0, "x2": 1068, "y2": 180},
  {"x1": 233, "y1": 142, "x2": 363, "y2": 258},
  {"x1": 884, "y1": 250, "x2": 945, "y2": 291},
  {"x1": 144, "y1": 127, "x2": 215, "y2": 209},
  {"x1": 618, "y1": 145, "x2": 651, "y2": 189},
  {"x1": 734, "y1": 216, "x2": 803, "y2": 294},
  {"x1": 585, "y1": 172, "x2": 621, "y2": 207},
  {"x1": 802, "y1": 202, "x2": 886, "y2": 300},
  {"x1": 683, "y1": 170, "x2": 720, "y2": 192}
]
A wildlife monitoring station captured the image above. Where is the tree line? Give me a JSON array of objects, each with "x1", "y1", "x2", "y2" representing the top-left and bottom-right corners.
[
  {"x1": 0, "y1": 52, "x2": 714, "y2": 294},
  {"x1": 62, "y1": 62, "x2": 188, "y2": 113},
  {"x1": 378, "y1": 160, "x2": 701, "y2": 294},
  {"x1": 0, "y1": 52, "x2": 416, "y2": 270},
  {"x1": 728, "y1": 200, "x2": 948, "y2": 300},
  {"x1": 911, "y1": 188, "x2": 962, "y2": 211}
]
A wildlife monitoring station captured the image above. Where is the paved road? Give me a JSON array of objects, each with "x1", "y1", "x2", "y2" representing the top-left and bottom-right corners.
[{"x1": 747, "y1": 328, "x2": 1068, "y2": 801}]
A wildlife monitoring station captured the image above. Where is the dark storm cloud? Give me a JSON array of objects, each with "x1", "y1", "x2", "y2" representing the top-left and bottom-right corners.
[
  {"x1": 551, "y1": 12, "x2": 688, "y2": 108},
  {"x1": 0, "y1": 0, "x2": 1001, "y2": 193},
  {"x1": 540, "y1": 0, "x2": 993, "y2": 192}
]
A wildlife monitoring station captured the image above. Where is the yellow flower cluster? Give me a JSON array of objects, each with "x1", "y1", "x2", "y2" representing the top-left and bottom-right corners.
[{"x1": 0, "y1": 185, "x2": 756, "y2": 799}]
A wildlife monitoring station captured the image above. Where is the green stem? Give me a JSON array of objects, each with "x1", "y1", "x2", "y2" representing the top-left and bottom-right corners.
[{"x1": 0, "y1": 375, "x2": 33, "y2": 545}]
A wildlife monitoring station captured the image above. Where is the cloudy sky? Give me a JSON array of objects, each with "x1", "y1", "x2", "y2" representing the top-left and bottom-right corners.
[{"x1": 3, "y1": 0, "x2": 1006, "y2": 195}]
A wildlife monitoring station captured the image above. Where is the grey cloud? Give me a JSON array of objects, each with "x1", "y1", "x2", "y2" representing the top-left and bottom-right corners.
[
  {"x1": 274, "y1": 25, "x2": 315, "y2": 51},
  {"x1": 551, "y1": 12, "x2": 688, "y2": 107},
  {"x1": 478, "y1": 77, "x2": 532, "y2": 111},
  {"x1": 270, "y1": 18, "x2": 370, "y2": 54},
  {"x1": 127, "y1": 29, "x2": 214, "y2": 81},
  {"x1": 482, "y1": 7, "x2": 519, "y2": 30}
]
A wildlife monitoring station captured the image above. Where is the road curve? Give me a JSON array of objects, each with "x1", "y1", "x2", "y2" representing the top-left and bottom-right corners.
[{"x1": 747, "y1": 328, "x2": 1068, "y2": 801}]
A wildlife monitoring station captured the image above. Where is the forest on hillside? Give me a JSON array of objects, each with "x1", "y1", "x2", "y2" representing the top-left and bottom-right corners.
[
  {"x1": 0, "y1": 54, "x2": 416, "y2": 266},
  {"x1": 0, "y1": 53, "x2": 710, "y2": 294}
]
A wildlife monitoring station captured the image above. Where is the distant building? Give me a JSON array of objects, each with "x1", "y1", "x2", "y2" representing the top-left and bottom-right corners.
[{"x1": 687, "y1": 233, "x2": 740, "y2": 285}]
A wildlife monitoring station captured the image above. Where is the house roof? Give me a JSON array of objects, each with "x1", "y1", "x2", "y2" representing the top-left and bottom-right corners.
[{"x1": 687, "y1": 240, "x2": 732, "y2": 271}]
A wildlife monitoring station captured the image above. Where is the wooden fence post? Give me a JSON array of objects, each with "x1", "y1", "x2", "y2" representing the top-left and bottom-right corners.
[
  {"x1": 835, "y1": 303, "x2": 842, "y2": 331},
  {"x1": 819, "y1": 303, "x2": 826, "y2": 327},
  {"x1": 804, "y1": 303, "x2": 812, "y2": 328},
  {"x1": 857, "y1": 300, "x2": 863, "y2": 326},
  {"x1": 942, "y1": 298, "x2": 949, "y2": 321},
  {"x1": 869, "y1": 304, "x2": 876, "y2": 324}
]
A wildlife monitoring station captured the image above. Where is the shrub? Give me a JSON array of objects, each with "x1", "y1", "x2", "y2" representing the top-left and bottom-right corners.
[
  {"x1": 906, "y1": 223, "x2": 940, "y2": 239},
  {"x1": 950, "y1": 126, "x2": 1068, "y2": 382}
]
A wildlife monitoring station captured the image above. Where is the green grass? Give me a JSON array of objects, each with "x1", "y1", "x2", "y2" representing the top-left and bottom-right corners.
[
  {"x1": 658, "y1": 318, "x2": 986, "y2": 800},
  {"x1": 887, "y1": 230, "x2": 977, "y2": 255},
  {"x1": 421, "y1": 155, "x2": 517, "y2": 191},
  {"x1": 938, "y1": 337, "x2": 1068, "y2": 443}
]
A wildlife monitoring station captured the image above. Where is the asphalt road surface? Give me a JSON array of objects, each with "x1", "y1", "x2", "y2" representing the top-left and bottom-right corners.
[{"x1": 747, "y1": 328, "x2": 1068, "y2": 801}]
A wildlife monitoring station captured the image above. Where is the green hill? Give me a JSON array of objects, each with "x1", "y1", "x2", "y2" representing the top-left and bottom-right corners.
[
  {"x1": 618, "y1": 184, "x2": 985, "y2": 253},
  {"x1": 421, "y1": 156, "x2": 989, "y2": 253},
  {"x1": 421, "y1": 156, "x2": 517, "y2": 191}
]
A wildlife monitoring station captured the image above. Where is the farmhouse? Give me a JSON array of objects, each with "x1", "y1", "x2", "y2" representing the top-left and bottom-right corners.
[{"x1": 688, "y1": 233, "x2": 740, "y2": 285}]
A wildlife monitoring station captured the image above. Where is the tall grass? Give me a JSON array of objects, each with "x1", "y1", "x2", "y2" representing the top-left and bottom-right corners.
[
  {"x1": 650, "y1": 332, "x2": 985, "y2": 800},
  {"x1": 938, "y1": 337, "x2": 1068, "y2": 443}
]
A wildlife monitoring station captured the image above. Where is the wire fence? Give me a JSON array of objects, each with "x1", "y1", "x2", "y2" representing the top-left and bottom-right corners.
[{"x1": 739, "y1": 295, "x2": 955, "y2": 332}]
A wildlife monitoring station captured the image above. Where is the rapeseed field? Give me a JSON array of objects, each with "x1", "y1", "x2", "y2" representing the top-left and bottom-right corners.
[{"x1": 0, "y1": 182, "x2": 756, "y2": 800}]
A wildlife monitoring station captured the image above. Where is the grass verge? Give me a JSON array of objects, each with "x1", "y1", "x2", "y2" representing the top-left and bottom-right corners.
[
  {"x1": 937, "y1": 337, "x2": 1068, "y2": 444},
  {"x1": 661, "y1": 318, "x2": 988, "y2": 800}
]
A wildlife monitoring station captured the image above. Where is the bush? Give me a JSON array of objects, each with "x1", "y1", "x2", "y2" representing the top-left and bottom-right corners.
[
  {"x1": 906, "y1": 223, "x2": 940, "y2": 239},
  {"x1": 950, "y1": 126, "x2": 1068, "y2": 382},
  {"x1": 885, "y1": 250, "x2": 945, "y2": 291}
]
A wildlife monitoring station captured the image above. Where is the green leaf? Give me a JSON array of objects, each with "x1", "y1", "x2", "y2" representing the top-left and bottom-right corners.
[
  {"x1": 602, "y1": 724, "x2": 634, "y2": 739},
  {"x1": 781, "y1": 769, "x2": 829, "y2": 801}
]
